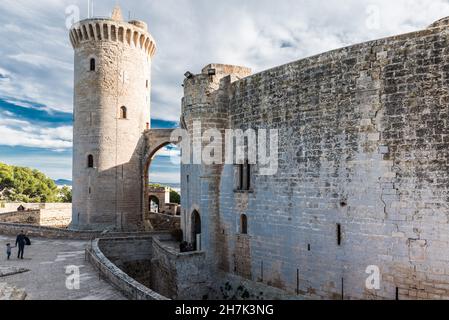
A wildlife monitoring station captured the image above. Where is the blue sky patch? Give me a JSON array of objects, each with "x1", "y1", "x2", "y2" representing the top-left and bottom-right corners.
[{"x1": 0, "y1": 98, "x2": 180, "y2": 183}]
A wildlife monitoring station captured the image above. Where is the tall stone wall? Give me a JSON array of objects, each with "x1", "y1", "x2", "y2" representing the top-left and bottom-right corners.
[
  {"x1": 181, "y1": 64, "x2": 252, "y2": 271},
  {"x1": 182, "y1": 20, "x2": 449, "y2": 299}
]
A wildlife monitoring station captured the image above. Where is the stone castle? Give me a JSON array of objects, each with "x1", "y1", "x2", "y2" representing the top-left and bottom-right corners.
[{"x1": 70, "y1": 6, "x2": 449, "y2": 299}]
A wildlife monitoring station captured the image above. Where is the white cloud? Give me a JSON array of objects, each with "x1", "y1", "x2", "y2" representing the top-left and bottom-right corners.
[
  {"x1": 8, "y1": 53, "x2": 72, "y2": 71},
  {"x1": 2, "y1": 0, "x2": 449, "y2": 122},
  {"x1": 0, "y1": 66, "x2": 11, "y2": 77},
  {"x1": 0, "y1": 125, "x2": 72, "y2": 149},
  {"x1": 154, "y1": 146, "x2": 180, "y2": 157},
  {"x1": 149, "y1": 171, "x2": 180, "y2": 184},
  {"x1": 0, "y1": 116, "x2": 72, "y2": 150}
]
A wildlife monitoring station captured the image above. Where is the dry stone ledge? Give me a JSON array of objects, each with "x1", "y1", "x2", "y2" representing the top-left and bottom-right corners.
[
  {"x1": 0, "y1": 222, "x2": 168, "y2": 240},
  {"x1": 0, "y1": 266, "x2": 29, "y2": 278},
  {"x1": 0, "y1": 282, "x2": 27, "y2": 300}
]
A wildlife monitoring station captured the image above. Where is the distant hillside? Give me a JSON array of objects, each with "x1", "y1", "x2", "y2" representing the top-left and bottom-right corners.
[
  {"x1": 151, "y1": 182, "x2": 180, "y2": 190},
  {"x1": 55, "y1": 179, "x2": 72, "y2": 186}
]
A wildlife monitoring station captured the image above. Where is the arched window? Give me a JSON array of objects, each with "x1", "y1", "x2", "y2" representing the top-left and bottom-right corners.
[
  {"x1": 120, "y1": 106, "x2": 127, "y2": 119},
  {"x1": 87, "y1": 154, "x2": 94, "y2": 168},
  {"x1": 90, "y1": 58, "x2": 95, "y2": 71},
  {"x1": 240, "y1": 214, "x2": 248, "y2": 234}
]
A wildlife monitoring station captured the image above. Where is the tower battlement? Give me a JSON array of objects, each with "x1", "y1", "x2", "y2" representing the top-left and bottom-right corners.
[{"x1": 69, "y1": 17, "x2": 156, "y2": 58}]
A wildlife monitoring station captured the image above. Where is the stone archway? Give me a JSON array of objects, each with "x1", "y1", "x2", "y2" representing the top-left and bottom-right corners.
[
  {"x1": 142, "y1": 129, "x2": 179, "y2": 230},
  {"x1": 149, "y1": 195, "x2": 160, "y2": 213}
]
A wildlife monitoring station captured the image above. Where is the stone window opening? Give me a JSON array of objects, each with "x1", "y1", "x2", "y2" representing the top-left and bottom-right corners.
[
  {"x1": 337, "y1": 223, "x2": 342, "y2": 246},
  {"x1": 87, "y1": 154, "x2": 94, "y2": 168},
  {"x1": 120, "y1": 106, "x2": 127, "y2": 119},
  {"x1": 240, "y1": 214, "x2": 248, "y2": 234},
  {"x1": 146, "y1": 80, "x2": 149, "y2": 88},
  {"x1": 90, "y1": 58, "x2": 95, "y2": 71},
  {"x1": 235, "y1": 160, "x2": 251, "y2": 192}
]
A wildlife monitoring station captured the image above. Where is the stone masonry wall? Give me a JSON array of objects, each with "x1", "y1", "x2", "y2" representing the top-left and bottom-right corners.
[
  {"x1": 71, "y1": 15, "x2": 155, "y2": 231},
  {"x1": 0, "y1": 203, "x2": 42, "y2": 214},
  {"x1": 181, "y1": 64, "x2": 252, "y2": 273},
  {"x1": 38, "y1": 204, "x2": 72, "y2": 227},
  {"x1": 182, "y1": 20, "x2": 449, "y2": 299},
  {"x1": 149, "y1": 213, "x2": 180, "y2": 231},
  {"x1": 0, "y1": 211, "x2": 40, "y2": 224},
  {"x1": 95, "y1": 234, "x2": 209, "y2": 300},
  {"x1": 0, "y1": 204, "x2": 72, "y2": 228},
  {"x1": 151, "y1": 237, "x2": 210, "y2": 300}
]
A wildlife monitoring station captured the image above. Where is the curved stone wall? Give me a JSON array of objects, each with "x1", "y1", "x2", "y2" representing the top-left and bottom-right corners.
[
  {"x1": 87, "y1": 237, "x2": 168, "y2": 300},
  {"x1": 89, "y1": 234, "x2": 209, "y2": 300}
]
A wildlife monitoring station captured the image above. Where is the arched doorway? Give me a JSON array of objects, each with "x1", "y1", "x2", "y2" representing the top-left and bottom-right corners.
[
  {"x1": 149, "y1": 195, "x2": 160, "y2": 213},
  {"x1": 191, "y1": 210, "x2": 201, "y2": 251}
]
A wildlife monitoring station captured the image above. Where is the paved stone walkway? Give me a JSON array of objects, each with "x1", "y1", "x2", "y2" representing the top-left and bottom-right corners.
[{"x1": 0, "y1": 235, "x2": 125, "y2": 300}]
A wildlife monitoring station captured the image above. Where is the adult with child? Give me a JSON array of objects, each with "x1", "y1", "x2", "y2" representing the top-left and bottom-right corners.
[{"x1": 15, "y1": 230, "x2": 28, "y2": 260}]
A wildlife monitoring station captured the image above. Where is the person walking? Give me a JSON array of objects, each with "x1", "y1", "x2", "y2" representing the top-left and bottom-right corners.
[
  {"x1": 6, "y1": 243, "x2": 12, "y2": 260},
  {"x1": 15, "y1": 231, "x2": 26, "y2": 259}
]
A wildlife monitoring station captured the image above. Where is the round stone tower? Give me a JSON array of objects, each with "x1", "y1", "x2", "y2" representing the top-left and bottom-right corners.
[{"x1": 69, "y1": 6, "x2": 156, "y2": 231}]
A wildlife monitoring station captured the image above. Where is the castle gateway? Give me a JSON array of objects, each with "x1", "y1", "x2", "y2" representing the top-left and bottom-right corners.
[{"x1": 71, "y1": 7, "x2": 449, "y2": 299}]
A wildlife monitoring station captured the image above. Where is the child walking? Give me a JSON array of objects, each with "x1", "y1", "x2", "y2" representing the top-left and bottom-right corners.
[{"x1": 6, "y1": 243, "x2": 12, "y2": 260}]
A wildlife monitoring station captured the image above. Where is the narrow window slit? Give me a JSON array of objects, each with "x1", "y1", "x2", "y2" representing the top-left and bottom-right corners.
[{"x1": 337, "y1": 223, "x2": 342, "y2": 246}]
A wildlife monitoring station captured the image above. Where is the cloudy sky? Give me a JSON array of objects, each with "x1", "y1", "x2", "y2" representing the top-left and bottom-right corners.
[{"x1": 0, "y1": 0, "x2": 449, "y2": 183}]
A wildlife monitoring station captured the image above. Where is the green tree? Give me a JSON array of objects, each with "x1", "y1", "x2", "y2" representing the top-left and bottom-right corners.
[
  {"x1": 0, "y1": 162, "x2": 60, "y2": 203},
  {"x1": 58, "y1": 186, "x2": 72, "y2": 203},
  {"x1": 170, "y1": 189, "x2": 180, "y2": 204}
]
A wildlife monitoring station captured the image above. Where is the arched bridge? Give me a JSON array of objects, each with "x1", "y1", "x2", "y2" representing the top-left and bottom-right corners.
[{"x1": 141, "y1": 129, "x2": 180, "y2": 229}]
